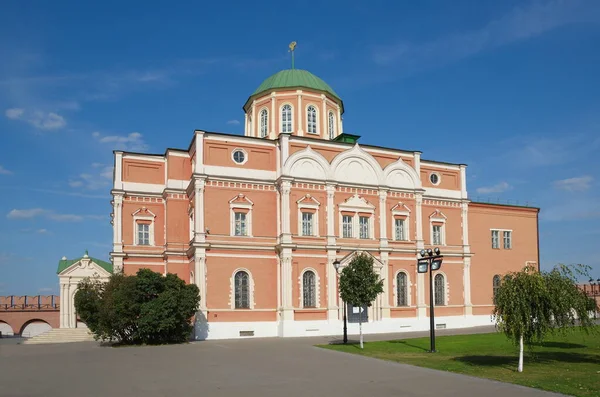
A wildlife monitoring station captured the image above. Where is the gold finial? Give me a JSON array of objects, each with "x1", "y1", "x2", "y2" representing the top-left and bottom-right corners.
[{"x1": 289, "y1": 41, "x2": 297, "y2": 69}]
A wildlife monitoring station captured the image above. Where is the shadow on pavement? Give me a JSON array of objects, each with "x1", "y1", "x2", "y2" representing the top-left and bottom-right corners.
[{"x1": 454, "y1": 351, "x2": 600, "y2": 367}]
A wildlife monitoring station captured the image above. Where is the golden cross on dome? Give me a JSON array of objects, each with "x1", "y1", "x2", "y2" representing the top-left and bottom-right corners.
[{"x1": 289, "y1": 41, "x2": 297, "y2": 69}]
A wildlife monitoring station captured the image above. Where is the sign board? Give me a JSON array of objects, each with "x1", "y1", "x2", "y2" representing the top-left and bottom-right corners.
[
  {"x1": 347, "y1": 303, "x2": 368, "y2": 323},
  {"x1": 431, "y1": 258, "x2": 443, "y2": 271},
  {"x1": 417, "y1": 259, "x2": 429, "y2": 273}
]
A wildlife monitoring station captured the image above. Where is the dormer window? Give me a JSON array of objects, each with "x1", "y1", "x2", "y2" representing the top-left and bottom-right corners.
[{"x1": 307, "y1": 105, "x2": 317, "y2": 134}]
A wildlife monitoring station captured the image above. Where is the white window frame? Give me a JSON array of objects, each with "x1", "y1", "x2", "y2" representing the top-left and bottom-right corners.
[
  {"x1": 328, "y1": 111, "x2": 335, "y2": 139},
  {"x1": 503, "y1": 230, "x2": 512, "y2": 249},
  {"x1": 490, "y1": 228, "x2": 513, "y2": 249},
  {"x1": 259, "y1": 108, "x2": 269, "y2": 138},
  {"x1": 338, "y1": 194, "x2": 376, "y2": 239},
  {"x1": 229, "y1": 194, "x2": 254, "y2": 237},
  {"x1": 391, "y1": 203, "x2": 411, "y2": 241},
  {"x1": 491, "y1": 229, "x2": 500, "y2": 249},
  {"x1": 280, "y1": 103, "x2": 293, "y2": 133},
  {"x1": 297, "y1": 195, "x2": 320, "y2": 237},
  {"x1": 342, "y1": 215, "x2": 353, "y2": 238},
  {"x1": 429, "y1": 172, "x2": 441, "y2": 186},
  {"x1": 231, "y1": 147, "x2": 248, "y2": 165},
  {"x1": 393, "y1": 270, "x2": 411, "y2": 307},
  {"x1": 132, "y1": 208, "x2": 156, "y2": 246},
  {"x1": 433, "y1": 272, "x2": 447, "y2": 306},
  {"x1": 298, "y1": 268, "x2": 321, "y2": 308},
  {"x1": 306, "y1": 104, "x2": 318, "y2": 134},
  {"x1": 230, "y1": 268, "x2": 255, "y2": 309},
  {"x1": 359, "y1": 215, "x2": 370, "y2": 239},
  {"x1": 429, "y1": 209, "x2": 447, "y2": 246}
]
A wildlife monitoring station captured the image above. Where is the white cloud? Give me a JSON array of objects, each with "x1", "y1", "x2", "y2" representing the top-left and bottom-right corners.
[
  {"x1": 38, "y1": 287, "x2": 55, "y2": 293},
  {"x1": 5, "y1": 107, "x2": 66, "y2": 130},
  {"x1": 553, "y1": 176, "x2": 593, "y2": 192},
  {"x1": 0, "y1": 165, "x2": 12, "y2": 175},
  {"x1": 69, "y1": 165, "x2": 113, "y2": 190},
  {"x1": 476, "y1": 181, "x2": 512, "y2": 194},
  {"x1": 227, "y1": 119, "x2": 241, "y2": 125},
  {"x1": 37, "y1": 228, "x2": 49, "y2": 234},
  {"x1": 6, "y1": 208, "x2": 101, "y2": 222},
  {"x1": 92, "y1": 131, "x2": 149, "y2": 151},
  {"x1": 373, "y1": 1, "x2": 600, "y2": 68}
]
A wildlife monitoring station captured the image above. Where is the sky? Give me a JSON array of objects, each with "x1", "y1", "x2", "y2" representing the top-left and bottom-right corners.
[{"x1": 1, "y1": 0, "x2": 599, "y2": 295}]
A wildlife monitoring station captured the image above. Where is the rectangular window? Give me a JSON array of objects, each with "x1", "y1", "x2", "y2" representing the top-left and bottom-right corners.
[
  {"x1": 301, "y1": 212, "x2": 314, "y2": 236},
  {"x1": 342, "y1": 215, "x2": 353, "y2": 238},
  {"x1": 234, "y1": 212, "x2": 247, "y2": 236},
  {"x1": 491, "y1": 230, "x2": 499, "y2": 249},
  {"x1": 503, "y1": 231, "x2": 512, "y2": 249},
  {"x1": 359, "y1": 216, "x2": 370, "y2": 239},
  {"x1": 137, "y1": 223, "x2": 150, "y2": 245},
  {"x1": 432, "y1": 225, "x2": 442, "y2": 245},
  {"x1": 395, "y1": 219, "x2": 406, "y2": 241}
]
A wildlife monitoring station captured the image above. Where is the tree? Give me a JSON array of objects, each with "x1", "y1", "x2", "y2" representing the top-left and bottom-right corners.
[
  {"x1": 493, "y1": 264, "x2": 596, "y2": 372},
  {"x1": 339, "y1": 252, "x2": 384, "y2": 349},
  {"x1": 75, "y1": 269, "x2": 200, "y2": 345}
]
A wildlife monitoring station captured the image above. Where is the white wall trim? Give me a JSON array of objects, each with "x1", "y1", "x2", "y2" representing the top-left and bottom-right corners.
[
  {"x1": 230, "y1": 268, "x2": 255, "y2": 309},
  {"x1": 298, "y1": 267, "x2": 321, "y2": 308},
  {"x1": 392, "y1": 270, "x2": 412, "y2": 307},
  {"x1": 229, "y1": 194, "x2": 254, "y2": 237}
]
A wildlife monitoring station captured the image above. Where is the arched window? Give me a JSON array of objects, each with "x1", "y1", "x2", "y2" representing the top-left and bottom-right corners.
[
  {"x1": 493, "y1": 275, "x2": 501, "y2": 300},
  {"x1": 234, "y1": 271, "x2": 250, "y2": 309},
  {"x1": 281, "y1": 104, "x2": 292, "y2": 133},
  {"x1": 307, "y1": 105, "x2": 317, "y2": 134},
  {"x1": 396, "y1": 272, "x2": 408, "y2": 306},
  {"x1": 434, "y1": 274, "x2": 445, "y2": 306},
  {"x1": 259, "y1": 109, "x2": 268, "y2": 138},
  {"x1": 303, "y1": 270, "x2": 316, "y2": 308},
  {"x1": 328, "y1": 111, "x2": 335, "y2": 139}
]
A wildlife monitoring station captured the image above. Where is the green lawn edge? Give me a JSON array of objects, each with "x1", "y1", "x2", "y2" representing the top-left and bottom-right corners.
[{"x1": 317, "y1": 328, "x2": 600, "y2": 397}]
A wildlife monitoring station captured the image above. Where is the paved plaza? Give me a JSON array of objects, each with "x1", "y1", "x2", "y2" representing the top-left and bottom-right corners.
[{"x1": 0, "y1": 326, "x2": 562, "y2": 397}]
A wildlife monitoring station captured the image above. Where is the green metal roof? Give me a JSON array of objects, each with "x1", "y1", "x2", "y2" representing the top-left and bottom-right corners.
[
  {"x1": 57, "y1": 251, "x2": 113, "y2": 274},
  {"x1": 244, "y1": 69, "x2": 344, "y2": 113}
]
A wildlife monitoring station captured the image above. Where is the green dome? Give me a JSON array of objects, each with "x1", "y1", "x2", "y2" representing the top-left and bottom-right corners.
[{"x1": 244, "y1": 69, "x2": 343, "y2": 113}]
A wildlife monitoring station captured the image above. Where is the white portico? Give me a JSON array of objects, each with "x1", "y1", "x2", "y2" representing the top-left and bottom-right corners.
[{"x1": 57, "y1": 251, "x2": 112, "y2": 328}]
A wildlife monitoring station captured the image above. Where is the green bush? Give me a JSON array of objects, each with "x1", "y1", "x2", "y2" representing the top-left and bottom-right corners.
[{"x1": 75, "y1": 269, "x2": 200, "y2": 345}]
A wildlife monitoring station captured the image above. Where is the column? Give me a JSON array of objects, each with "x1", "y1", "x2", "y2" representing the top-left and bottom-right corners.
[
  {"x1": 378, "y1": 190, "x2": 388, "y2": 246},
  {"x1": 280, "y1": 179, "x2": 292, "y2": 244},
  {"x1": 321, "y1": 95, "x2": 327, "y2": 139},
  {"x1": 280, "y1": 251, "x2": 294, "y2": 327},
  {"x1": 244, "y1": 113, "x2": 249, "y2": 136},
  {"x1": 326, "y1": 184, "x2": 338, "y2": 320},
  {"x1": 415, "y1": 193, "x2": 426, "y2": 318},
  {"x1": 68, "y1": 283, "x2": 75, "y2": 328},
  {"x1": 193, "y1": 178, "x2": 206, "y2": 244},
  {"x1": 337, "y1": 105, "x2": 343, "y2": 136},
  {"x1": 59, "y1": 283, "x2": 66, "y2": 328},
  {"x1": 326, "y1": 185, "x2": 336, "y2": 244},
  {"x1": 463, "y1": 257, "x2": 473, "y2": 315},
  {"x1": 271, "y1": 93, "x2": 276, "y2": 137},
  {"x1": 195, "y1": 250, "x2": 207, "y2": 311},
  {"x1": 251, "y1": 101, "x2": 256, "y2": 137},
  {"x1": 112, "y1": 194, "x2": 124, "y2": 273},
  {"x1": 379, "y1": 252, "x2": 390, "y2": 319},
  {"x1": 297, "y1": 90, "x2": 303, "y2": 135}
]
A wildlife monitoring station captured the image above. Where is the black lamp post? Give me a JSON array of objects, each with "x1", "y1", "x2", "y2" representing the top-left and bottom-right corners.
[
  {"x1": 333, "y1": 259, "x2": 347, "y2": 344},
  {"x1": 417, "y1": 247, "x2": 444, "y2": 353}
]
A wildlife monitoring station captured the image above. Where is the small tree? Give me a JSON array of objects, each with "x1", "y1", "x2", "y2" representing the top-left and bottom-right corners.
[
  {"x1": 339, "y1": 253, "x2": 384, "y2": 349},
  {"x1": 493, "y1": 264, "x2": 596, "y2": 372},
  {"x1": 75, "y1": 269, "x2": 200, "y2": 345}
]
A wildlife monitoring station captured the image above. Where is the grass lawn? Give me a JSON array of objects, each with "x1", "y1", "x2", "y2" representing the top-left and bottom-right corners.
[{"x1": 319, "y1": 328, "x2": 600, "y2": 397}]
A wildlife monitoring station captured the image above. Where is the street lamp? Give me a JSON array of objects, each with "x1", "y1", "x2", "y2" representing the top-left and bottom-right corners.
[
  {"x1": 417, "y1": 247, "x2": 444, "y2": 353},
  {"x1": 333, "y1": 259, "x2": 347, "y2": 344}
]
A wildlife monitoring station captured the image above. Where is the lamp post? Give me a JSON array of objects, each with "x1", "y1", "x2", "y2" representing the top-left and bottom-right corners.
[
  {"x1": 417, "y1": 247, "x2": 444, "y2": 353},
  {"x1": 333, "y1": 259, "x2": 347, "y2": 344}
]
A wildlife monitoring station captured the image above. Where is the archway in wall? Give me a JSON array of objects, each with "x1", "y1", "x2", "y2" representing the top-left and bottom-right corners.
[
  {"x1": 20, "y1": 320, "x2": 52, "y2": 338},
  {"x1": 0, "y1": 321, "x2": 14, "y2": 336}
]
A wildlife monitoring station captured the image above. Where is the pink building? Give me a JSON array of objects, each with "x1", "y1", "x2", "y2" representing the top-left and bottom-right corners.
[{"x1": 110, "y1": 68, "x2": 540, "y2": 339}]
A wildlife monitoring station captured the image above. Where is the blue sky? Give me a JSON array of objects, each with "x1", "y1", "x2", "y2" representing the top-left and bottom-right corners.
[{"x1": 1, "y1": 0, "x2": 599, "y2": 295}]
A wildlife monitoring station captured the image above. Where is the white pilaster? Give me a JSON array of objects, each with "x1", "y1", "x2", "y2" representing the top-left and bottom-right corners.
[
  {"x1": 251, "y1": 101, "x2": 256, "y2": 137},
  {"x1": 461, "y1": 201, "x2": 470, "y2": 251},
  {"x1": 378, "y1": 190, "x2": 388, "y2": 246},
  {"x1": 460, "y1": 164, "x2": 467, "y2": 199},
  {"x1": 194, "y1": 130, "x2": 205, "y2": 174},
  {"x1": 270, "y1": 93, "x2": 276, "y2": 137},
  {"x1": 380, "y1": 252, "x2": 391, "y2": 318},
  {"x1": 112, "y1": 194, "x2": 123, "y2": 254},
  {"x1": 413, "y1": 151, "x2": 421, "y2": 176},
  {"x1": 194, "y1": 178, "x2": 206, "y2": 243},
  {"x1": 326, "y1": 251, "x2": 338, "y2": 320},
  {"x1": 280, "y1": 180, "x2": 292, "y2": 244},
  {"x1": 244, "y1": 113, "x2": 249, "y2": 136},
  {"x1": 326, "y1": 184, "x2": 336, "y2": 245},
  {"x1": 59, "y1": 283, "x2": 66, "y2": 328},
  {"x1": 464, "y1": 257, "x2": 473, "y2": 315},
  {"x1": 321, "y1": 94, "x2": 327, "y2": 139},
  {"x1": 337, "y1": 105, "x2": 343, "y2": 136},
  {"x1": 280, "y1": 133, "x2": 290, "y2": 168},
  {"x1": 297, "y1": 90, "x2": 303, "y2": 135},
  {"x1": 195, "y1": 250, "x2": 207, "y2": 311},
  {"x1": 415, "y1": 193, "x2": 426, "y2": 317}
]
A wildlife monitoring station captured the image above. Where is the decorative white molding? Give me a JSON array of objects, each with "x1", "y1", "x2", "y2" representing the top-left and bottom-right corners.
[
  {"x1": 330, "y1": 144, "x2": 383, "y2": 186},
  {"x1": 230, "y1": 268, "x2": 255, "y2": 309},
  {"x1": 423, "y1": 187, "x2": 462, "y2": 199},
  {"x1": 282, "y1": 146, "x2": 330, "y2": 181},
  {"x1": 391, "y1": 202, "x2": 411, "y2": 241},
  {"x1": 132, "y1": 207, "x2": 156, "y2": 246},
  {"x1": 392, "y1": 270, "x2": 412, "y2": 307},
  {"x1": 338, "y1": 194, "x2": 376, "y2": 239},
  {"x1": 429, "y1": 209, "x2": 447, "y2": 246},
  {"x1": 433, "y1": 271, "x2": 449, "y2": 306},
  {"x1": 229, "y1": 194, "x2": 254, "y2": 237},
  {"x1": 298, "y1": 267, "x2": 321, "y2": 308},
  {"x1": 297, "y1": 194, "x2": 321, "y2": 237},
  {"x1": 231, "y1": 148, "x2": 249, "y2": 165},
  {"x1": 166, "y1": 179, "x2": 190, "y2": 190},
  {"x1": 121, "y1": 181, "x2": 164, "y2": 194},
  {"x1": 201, "y1": 165, "x2": 276, "y2": 181}
]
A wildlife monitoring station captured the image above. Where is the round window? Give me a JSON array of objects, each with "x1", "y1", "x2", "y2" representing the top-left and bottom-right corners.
[
  {"x1": 429, "y1": 173, "x2": 440, "y2": 185},
  {"x1": 232, "y1": 150, "x2": 246, "y2": 164}
]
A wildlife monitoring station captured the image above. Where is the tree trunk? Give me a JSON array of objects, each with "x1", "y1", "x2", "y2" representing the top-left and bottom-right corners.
[
  {"x1": 359, "y1": 318, "x2": 363, "y2": 349},
  {"x1": 518, "y1": 334, "x2": 524, "y2": 372}
]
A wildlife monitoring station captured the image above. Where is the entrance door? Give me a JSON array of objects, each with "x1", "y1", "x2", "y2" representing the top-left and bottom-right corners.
[{"x1": 347, "y1": 303, "x2": 368, "y2": 323}]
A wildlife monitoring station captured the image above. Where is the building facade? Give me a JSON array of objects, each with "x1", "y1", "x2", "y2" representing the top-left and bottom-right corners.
[{"x1": 110, "y1": 68, "x2": 540, "y2": 340}]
